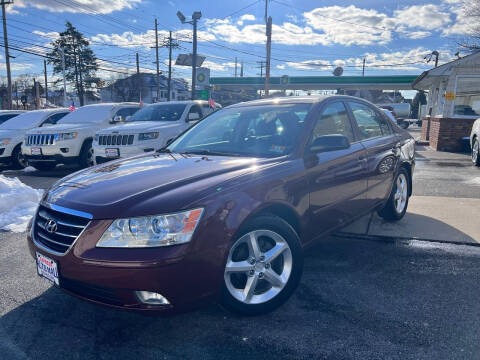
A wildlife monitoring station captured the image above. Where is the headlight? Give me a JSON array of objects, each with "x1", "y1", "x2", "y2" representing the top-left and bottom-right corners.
[
  {"x1": 138, "y1": 132, "x2": 159, "y2": 141},
  {"x1": 96, "y1": 208, "x2": 204, "y2": 248},
  {"x1": 0, "y1": 138, "x2": 11, "y2": 146},
  {"x1": 57, "y1": 132, "x2": 78, "y2": 141}
]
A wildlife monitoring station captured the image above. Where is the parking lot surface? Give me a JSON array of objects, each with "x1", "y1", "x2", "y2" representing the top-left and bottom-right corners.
[{"x1": 1, "y1": 231, "x2": 480, "y2": 360}]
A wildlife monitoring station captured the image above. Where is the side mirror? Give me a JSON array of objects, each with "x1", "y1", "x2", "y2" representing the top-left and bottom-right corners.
[
  {"x1": 125, "y1": 115, "x2": 132, "y2": 121},
  {"x1": 309, "y1": 134, "x2": 350, "y2": 153},
  {"x1": 187, "y1": 112, "x2": 200, "y2": 121},
  {"x1": 111, "y1": 115, "x2": 123, "y2": 123}
]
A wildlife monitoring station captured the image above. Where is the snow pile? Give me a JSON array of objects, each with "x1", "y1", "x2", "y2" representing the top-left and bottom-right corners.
[{"x1": 0, "y1": 175, "x2": 43, "y2": 232}]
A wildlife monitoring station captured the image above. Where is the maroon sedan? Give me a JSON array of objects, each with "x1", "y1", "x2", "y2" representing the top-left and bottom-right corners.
[{"x1": 27, "y1": 96, "x2": 415, "y2": 315}]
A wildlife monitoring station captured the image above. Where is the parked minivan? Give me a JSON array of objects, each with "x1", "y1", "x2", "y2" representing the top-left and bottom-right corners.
[
  {"x1": 0, "y1": 109, "x2": 68, "y2": 169},
  {"x1": 93, "y1": 100, "x2": 221, "y2": 164},
  {"x1": 23, "y1": 103, "x2": 140, "y2": 170},
  {"x1": 28, "y1": 96, "x2": 415, "y2": 315}
]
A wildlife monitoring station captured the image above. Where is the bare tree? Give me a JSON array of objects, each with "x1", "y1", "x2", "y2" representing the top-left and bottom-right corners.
[{"x1": 457, "y1": 0, "x2": 480, "y2": 51}]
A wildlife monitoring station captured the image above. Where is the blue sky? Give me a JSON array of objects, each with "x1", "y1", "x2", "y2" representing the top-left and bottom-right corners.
[{"x1": 0, "y1": 0, "x2": 472, "y2": 83}]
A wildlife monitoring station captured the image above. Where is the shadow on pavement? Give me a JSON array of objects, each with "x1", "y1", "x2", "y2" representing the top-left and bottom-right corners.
[{"x1": 2, "y1": 237, "x2": 480, "y2": 359}]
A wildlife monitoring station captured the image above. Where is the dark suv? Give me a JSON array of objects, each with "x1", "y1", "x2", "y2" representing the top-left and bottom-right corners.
[{"x1": 28, "y1": 96, "x2": 415, "y2": 315}]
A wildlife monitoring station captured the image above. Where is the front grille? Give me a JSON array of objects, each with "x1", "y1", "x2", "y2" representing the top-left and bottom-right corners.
[
  {"x1": 34, "y1": 205, "x2": 90, "y2": 254},
  {"x1": 27, "y1": 134, "x2": 56, "y2": 146},
  {"x1": 60, "y1": 277, "x2": 124, "y2": 306},
  {"x1": 98, "y1": 134, "x2": 135, "y2": 146}
]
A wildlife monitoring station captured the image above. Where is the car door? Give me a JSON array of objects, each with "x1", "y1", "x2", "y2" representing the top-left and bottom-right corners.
[
  {"x1": 306, "y1": 101, "x2": 369, "y2": 236},
  {"x1": 347, "y1": 100, "x2": 400, "y2": 207}
]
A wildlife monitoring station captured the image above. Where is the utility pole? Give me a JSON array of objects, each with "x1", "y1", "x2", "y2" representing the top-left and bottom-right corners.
[
  {"x1": 240, "y1": 60, "x2": 244, "y2": 77},
  {"x1": 167, "y1": 31, "x2": 176, "y2": 101},
  {"x1": 235, "y1": 57, "x2": 238, "y2": 78},
  {"x1": 43, "y1": 59, "x2": 48, "y2": 104},
  {"x1": 136, "y1": 52, "x2": 141, "y2": 102},
  {"x1": 265, "y1": 16, "x2": 272, "y2": 97},
  {"x1": 257, "y1": 61, "x2": 265, "y2": 77},
  {"x1": 154, "y1": 18, "x2": 160, "y2": 102},
  {"x1": 1, "y1": 1, "x2": 13, "y2": 109},
  {"x1": 362, "y1": 57, "x2": 366, "y2": 77}
]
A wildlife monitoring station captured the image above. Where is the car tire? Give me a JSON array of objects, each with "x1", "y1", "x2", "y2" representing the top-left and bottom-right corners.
[
  {"x1": 10, "y1": 144, "x2": 27, "y2": 169},
  {"x1": 400, "y1": 121, "x2": 409, "y2": 129},
  {"x1": 30, "y1": 162, "x2": 57, "y2": 171},
  {"x1": 221, "y1": 215, "x2": 303, "y2": 316},
  {"x1": 472, "y1": 138, "x2": 480, "y2": 166},
  {"x1": 377, "y1": 168, "x2": 410, "y2": 221},
  {"x1": 79, "y1": 140, "x2": 94, "y2": 168}
]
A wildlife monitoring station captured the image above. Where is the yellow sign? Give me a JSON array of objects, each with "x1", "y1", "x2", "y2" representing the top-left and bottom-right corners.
[{"x1": 445, "y1": 92, "x2": 455, "y2": 101}]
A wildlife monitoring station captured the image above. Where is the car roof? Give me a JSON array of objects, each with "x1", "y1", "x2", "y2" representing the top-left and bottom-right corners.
[
  {"x1": 226, "y1": 95, "x2": 383, "y2": 109},
  {"x1": 0, "y1": 110, "x2": 25, "y2": 113},
  {"x1": 80, "y1": 102, "x2": 139, "y2": 108}
]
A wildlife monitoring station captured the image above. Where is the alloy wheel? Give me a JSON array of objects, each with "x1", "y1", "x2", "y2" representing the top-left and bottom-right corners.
[
  {"x1": 17, "y1": 151, "x2": 27, "y2": 168},
  {"x1": 394, "y1": 173, "x2": 408, "y2": 214},
  {"x1": 224, "y1": 230, "x2": 293, "y2": 305},
  {"x1": 472, "y1": 140, "x2": 479, "y2": 164}
]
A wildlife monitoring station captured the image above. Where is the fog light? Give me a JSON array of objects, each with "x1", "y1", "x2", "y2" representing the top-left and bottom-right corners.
[
  {"x1": 60, "y1": 148, "x2": 69, "y2": 153},
  {"x1": 135, "y1": 291, "x2": 170, "y2": 305}
]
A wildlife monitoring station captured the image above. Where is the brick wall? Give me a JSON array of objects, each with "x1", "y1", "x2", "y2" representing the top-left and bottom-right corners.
[
  {"x1": 421, "y1": 117, "x2": 431, "y2": 141},
  {"x1": 428, "y1": 117, "x2": 475, "y2": 152}
]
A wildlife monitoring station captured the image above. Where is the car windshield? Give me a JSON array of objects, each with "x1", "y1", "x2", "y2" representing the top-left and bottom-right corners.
[
  {"x1": 168, "y1": 103, "x2": 311, "y2": 157},
  {"x1": 58, "y1": 105, "x2": 114, "y2": 124},
  {"x1": 127, "y1": 103, "x2": 187, "y2": 122},
  {"x1": 0, "y1": 111, "x2": 45, "y2": 130}
]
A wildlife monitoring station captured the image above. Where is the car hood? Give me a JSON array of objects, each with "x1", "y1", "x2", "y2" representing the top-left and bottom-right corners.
[
  {"x1": 0, "y1": 129, "x2": 21, "y2": 139},
  {"x1": 28, "y1": 123, "x2": 98, "y2": 134},
  {"x1": 44, "y1": 153, "x2": 281, "y2": 219},
  {"x1": 97, "y1": 121, "x2": 180, "y2": 134}
]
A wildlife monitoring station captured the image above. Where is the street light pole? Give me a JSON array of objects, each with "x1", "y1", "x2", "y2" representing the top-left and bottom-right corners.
[{"x1": 177, "y1": 10, "x2": 202, "y2": 101}]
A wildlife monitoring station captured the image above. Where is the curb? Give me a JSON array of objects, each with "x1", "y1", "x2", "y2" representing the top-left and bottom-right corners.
[{"x1": 334, "y1": 231, "x2": 480, "y2": 248}]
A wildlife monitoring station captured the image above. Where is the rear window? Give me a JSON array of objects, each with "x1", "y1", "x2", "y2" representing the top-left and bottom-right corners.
[{"x1": 58, "y1": 105, "x2": 114, "y2": 124}]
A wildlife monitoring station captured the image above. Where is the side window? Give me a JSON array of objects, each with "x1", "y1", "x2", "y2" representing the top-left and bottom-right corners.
[
  {"x1": 116, "y1": 107, "x2": 138, "y2": 119},
  {"x1": 41, "y1": 112, "x2": 67, "y2": 126},
  {"x1": 202, "y1": 104, "x2": 213, "y2": 116},
  {"x1": 188, "y1": 105, "x2": 203, "y2": 120},
  {"x1": 311, "y1": 102, "x2": 355, "y2": 143},
  {"x1": 349, "y1": 102, "x2": 392, "y2": 139}
]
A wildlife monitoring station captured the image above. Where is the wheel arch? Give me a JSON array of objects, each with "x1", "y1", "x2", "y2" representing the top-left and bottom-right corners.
[
  {"x1": 399, "y1": 161, "x2": 413, "y2": 197},
  {"x1": 240, "y1": 202, "x2": 302, "y2": 240}
]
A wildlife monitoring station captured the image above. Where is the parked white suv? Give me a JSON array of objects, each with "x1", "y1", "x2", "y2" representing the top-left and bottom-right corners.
[
  {"x1": 0, "y1": 108, "x2": 69, "y2": 169},
  {"x1": 93, "y1": 100, "x2": 220, "y2": 163},
  {"x1": 23, "y1": 103, "x2": 139, "y2": 171}
]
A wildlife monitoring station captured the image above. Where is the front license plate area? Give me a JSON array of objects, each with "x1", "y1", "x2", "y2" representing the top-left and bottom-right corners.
[
  {"x1": 36, "y1": 252, "x2": 60, "y2": 286},
  {"x1": 31, "y1": 147, "x2": 42, "y2": 155},
  {"x1": 105, "y1": 148, "x2": 119, "y2": 158}
]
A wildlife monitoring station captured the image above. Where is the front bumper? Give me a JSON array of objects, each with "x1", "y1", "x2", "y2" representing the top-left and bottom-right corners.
[
  {"x1": 27, "y1": 213, "x2": 225, "y2": 315},
  {"x1": 25, "y1": 153, "x2": 79, "y2": 165}
]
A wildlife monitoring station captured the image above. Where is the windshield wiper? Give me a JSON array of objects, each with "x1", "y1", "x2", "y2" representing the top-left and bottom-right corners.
[{"x1": 182, "y1": 149, "x2": 245, "y2": 157}]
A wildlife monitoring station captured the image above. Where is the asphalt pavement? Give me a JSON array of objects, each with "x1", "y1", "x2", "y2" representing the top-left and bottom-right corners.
[{"x1": 1, "y1": 231, "x2": 480, "y2": 360}]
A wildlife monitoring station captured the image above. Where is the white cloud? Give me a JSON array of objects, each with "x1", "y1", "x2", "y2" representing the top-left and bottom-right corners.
[
  {"x1": 0, "y1": 62, "x2": 34, "y2": 71},
  {"x1": 442, "y1": 2, "x2": 474, "y2": 36},
  {"x1": 33, "y1": 30, "x2": 59, "y2": 41},
  {"x1": 393, "y1": 5, "x2": 451, "y2": 30},
  {"x1": 281, "y1": 47, "x2": 447, "y2": 72},
  {"x1": 11, "y1": 0, "x2": 141, "y2": 14},
  {"x1": 303, "y1": 5, "x2": 393, "y2": 46},
  {"x1": 202, "y1": 60, "x2": 236, "y2": 72}
]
